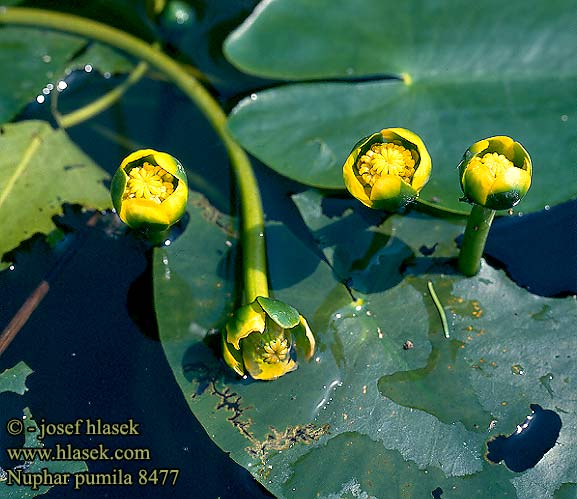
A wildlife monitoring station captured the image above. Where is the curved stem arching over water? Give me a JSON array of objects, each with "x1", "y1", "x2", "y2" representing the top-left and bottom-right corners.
[{"x1": 0, "y1": 7, "x2": 268, "y2": 302}]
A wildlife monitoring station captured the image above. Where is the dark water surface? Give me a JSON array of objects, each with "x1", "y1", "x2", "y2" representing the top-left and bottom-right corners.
[{"x1": 0, "y1": 209, "x2": 273, "y2": 498}]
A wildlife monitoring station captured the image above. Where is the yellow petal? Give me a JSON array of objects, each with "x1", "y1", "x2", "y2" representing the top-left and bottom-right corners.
[
  {"x1": 120, "y1": 198, "x2": 172, "y2": 230},
  {"x1": 222, "y1": 334, "x2": 244, "y2": 376},
  {"x1": 226, "y1": 301, "x2": 266, "y2": 350},
  {"x1": 462, "y1": 162, "x2": 493, "y2": 206},
  {"x1": 370, "y1": 175, "x2": 402, "y2": 203},
  {"x1": 343, "y1": 153, "x2": 371, "y2": 206},
  {"x1": 242, "y1": 347, "x2": 297, "y2": 381}
]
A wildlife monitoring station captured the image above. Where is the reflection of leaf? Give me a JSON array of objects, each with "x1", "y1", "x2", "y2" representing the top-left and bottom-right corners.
[
  {"x1": 157, "y1": 188, "x2": 577, "y2": 498},
  {"x1": 225, "y1": 0, "x2": 577, "y2": 213},
  {"x1": 0, "y1": 361, "x2": 32, "y2": 395},
  {"x1": 0, "y1": 120, "x2": 111, "y2": 260},
  {"x1": 0, "y1": 27, "x2": 86, "y2": 123}
]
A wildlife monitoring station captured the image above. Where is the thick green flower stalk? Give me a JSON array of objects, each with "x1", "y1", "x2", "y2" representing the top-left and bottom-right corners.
[
  {"x1": 0, "y1": 6, "x2": 314, "y2": 381},
  {"x1": 458, "y1": 136, "x2": 532, "y2": 276},
  {"x1": 343, "y1": 128, "x2": 432, "y2": 211},
  {"x1": 110, "y1": 149, "x2": 188, "y2": 232}
]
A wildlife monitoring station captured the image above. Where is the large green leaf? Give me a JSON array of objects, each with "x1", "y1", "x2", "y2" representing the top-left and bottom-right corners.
[
  {"x1": 225, "y1": 0, "x2": 577, "y2": 213},
  {"x1": 0, "y1": 120, "x2": 111, "y2": 260},
  {"x1": 0, "y1": 27, "x2": 86, "y2": 123},
  {"x1": 155, "y1": 189, "x2": 577, "y2": 498}
]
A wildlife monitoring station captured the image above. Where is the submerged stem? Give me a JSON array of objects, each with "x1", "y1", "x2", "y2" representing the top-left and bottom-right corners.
[
  {"x1": 0, "y1": 7, "x2": 269, "y2": 301},
  {"x1": 458, "y1": 204, "x2": 495, "y2": 276},
  {"x1": 54, "y1": 56, "x2": 150, "y2": 129}
]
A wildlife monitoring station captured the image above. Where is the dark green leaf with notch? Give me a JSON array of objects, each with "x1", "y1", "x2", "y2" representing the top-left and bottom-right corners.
[{"x1": 225, "y1": 0, "x2": 577, "y2": 213}]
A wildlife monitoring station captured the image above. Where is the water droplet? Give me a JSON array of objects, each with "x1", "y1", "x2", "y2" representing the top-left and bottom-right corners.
[
  {"x1": 250, "y1": 93, "x2": 258, "y2": 101},
  {"x1": 9, "y1": 265, "x2": 15, "y2": 271},
  {"x1": 103, "y1": 72, "x2": 111, "y2": 79},
  {"x1": 163, "y1": 239, "x2": 171, "y2": 246},
  {"x1": 335, "y1": 313, "x2": 342, "y2": 319},
  {"x1": 46, "y1": 83, "x2": 54, "y2": 91},
  {"x1": 561, "y1": 114, "x2": 568, "y2": 122},
  {"x1": 225, "y1": 240, "x2": 232, "y2": 247},
  {"x1": 544, "y1": 205, "x2": 550, "y2": 211},
  {"x1": 511, "y1": 364, "x2": 525, "y2": 375},
  {"x1": 355, "y1": 304, "x2": 362, "y2": 311},
  {"x1": 42, "y1": 87, "x2": 50, "y2": 95},
  {"x1": 84, "y1": 64, "x2": 93, "y2": 73},
  {"x1": 56, "y1": 80, "x2": 67, "y2": 91},
  {"x1": 36, "y1": 95, "x2": 45, "y2": 104},
  {"x1": 42, "y1": 54, "x2": 52, "y2": 63}
]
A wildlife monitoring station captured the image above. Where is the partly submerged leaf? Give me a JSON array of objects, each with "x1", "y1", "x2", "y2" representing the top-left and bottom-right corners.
[
  {"x1": 0, "y1": 27, "x2": 86, "y2": 123},
  {"x1": 155, "y1": 189, "x2": 577, "y2": 498},
  {"x1": 0, "y1": 120, "x2": 111, "y2": 260},
  {"x1": 0, "y1": 361, "x2": 32, "y2": 395},
  {"x1": 226, "y1": 0, "x2": 577, "y2": 213},
  {"x1": 0, "y1": 368, "x2": 87, "y2": 496}
]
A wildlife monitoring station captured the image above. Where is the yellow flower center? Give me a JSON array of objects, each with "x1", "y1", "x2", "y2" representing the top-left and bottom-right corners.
[
  {"x1": 124, "y1": 162, "x2": 176, "y2": 204},
  {"x1": 262, "y1": 338, "x2": 290, "y2": 364},
  {"x1": 471, "y1": 152, "x2": 515, "y2": 177},
  {"x1": 356, "y1": 143, "x2": 416, "y2": 186}
]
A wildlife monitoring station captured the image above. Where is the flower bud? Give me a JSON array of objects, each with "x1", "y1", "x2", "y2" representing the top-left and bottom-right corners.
[
  {"x1": 110, "y1": 149, "x2": 188, "y2": 231},
  {"x1": 459, "y1": 136, "x2": 531, "y2": 210},
  {"x1": 222, "y1": 297, "x2": 315, "y2": 381},
  {"x1": 343, "y1": 128, "x2": 432, "y2": 211}
]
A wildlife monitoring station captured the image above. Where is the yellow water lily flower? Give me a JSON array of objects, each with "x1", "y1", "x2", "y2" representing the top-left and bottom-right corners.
[
  {"x1": 222, "y1": 297, "x2": 315, "y2": 381},
  {"x1": 459, "y1": 136, "x2": 532, "y2": 210},
  {"x1": 343, "y1": 128, "x2": 432, "y2": 211},
  {"x1": 110, "y1": 149, "x2": 188, "y2": 231}
]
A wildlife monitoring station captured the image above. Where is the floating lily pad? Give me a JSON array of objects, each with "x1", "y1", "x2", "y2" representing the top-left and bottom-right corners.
[
  {"x1": 0, "y1": 120, "x2": 111, "y2": 261},
  {"x1": 155, "y1": 189, "x2": 577, "y2": 498},
  {"x1": 225, "y1": 0, "x2": 577, "y2": 213}
]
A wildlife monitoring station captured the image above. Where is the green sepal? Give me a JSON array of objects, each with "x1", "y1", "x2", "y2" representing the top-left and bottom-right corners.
[{"x1": 256, "y1": 296, "x2": 300, "y2": 329}]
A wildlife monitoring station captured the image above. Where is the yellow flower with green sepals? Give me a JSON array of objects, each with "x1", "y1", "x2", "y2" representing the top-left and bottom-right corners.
[
  {"x1": 459, "y1": 136, "x2": 532, "y2": 210},
  {"x1": 222, "y1": 297, "x2": 315, "y2": 381},
  {"x1": 110, "y1": 149, "x2": 188, "y2": 231},
  {"x1": 343, "y1": 128, "x2": 432, "y2": 211}
]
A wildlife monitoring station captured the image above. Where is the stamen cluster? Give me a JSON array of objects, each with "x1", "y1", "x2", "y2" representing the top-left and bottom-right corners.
[
  {"x1": 262, "y1": 338, "x2": 290, "y2": 364},
  {"x1": 357, "y1": 143, "x2": 416, "y2": 186},
  {"x1": 124, "y1": 162, "x2": 176, "y2": 204},
  {"x1": 471, "y1": 152, "x2": 514, "y2": 178}
]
